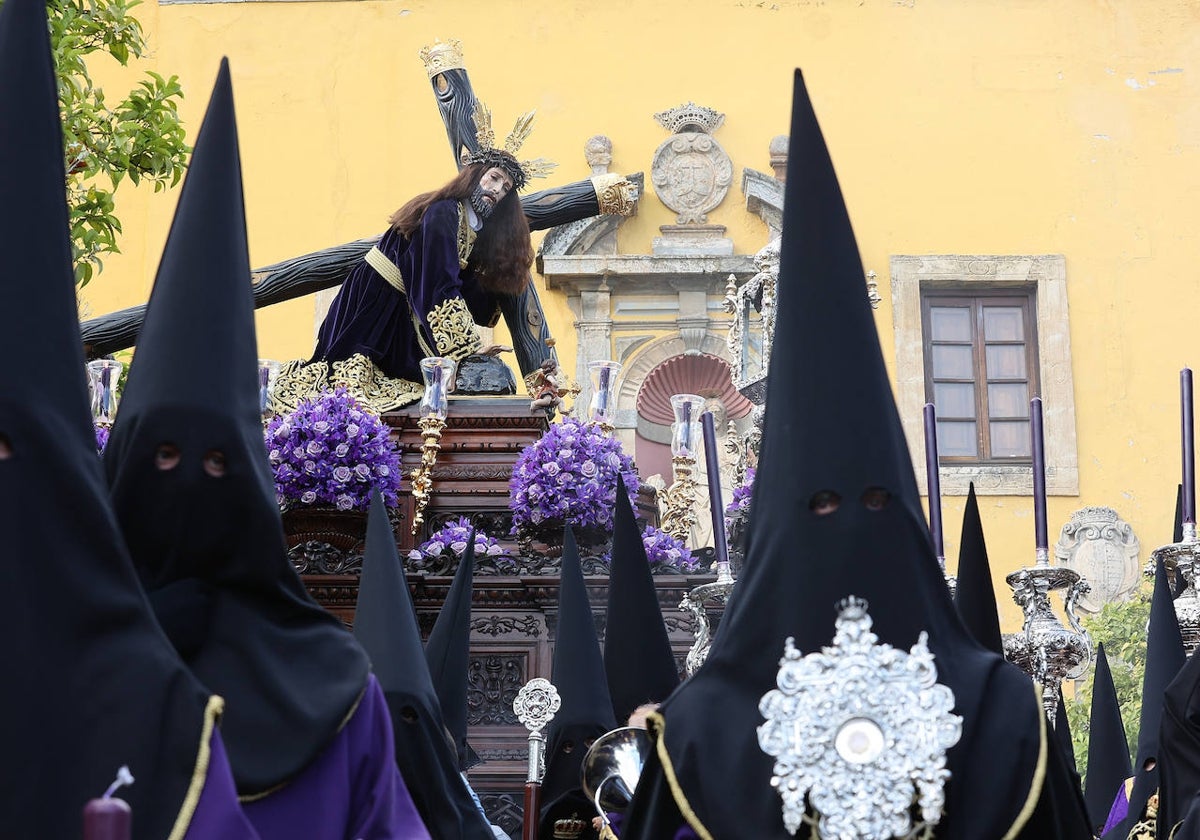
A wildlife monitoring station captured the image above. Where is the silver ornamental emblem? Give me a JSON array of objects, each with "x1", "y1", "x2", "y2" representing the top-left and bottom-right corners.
[{"x1": 757, "y1": 597, "x2": 963, "y2": 839}]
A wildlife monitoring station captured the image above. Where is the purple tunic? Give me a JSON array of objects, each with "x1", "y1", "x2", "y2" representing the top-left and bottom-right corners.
[
  {"x1": 242, "y1": 675, "x2": 431, "y2": 840},
  {"x1": 1101, "y1": 777, "x2": 1132, "y2": 835},
  {"x1": 184, "y1": 729, "x2": 260, "y2": 839},
  {"x1": 313, "y1": 200, "x2": 497, "y2": 383}
]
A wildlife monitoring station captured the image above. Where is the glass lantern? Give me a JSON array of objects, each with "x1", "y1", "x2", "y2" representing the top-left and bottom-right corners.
[
  {"x1": 670, "y1": 393, "x2": 705, "y2": 459},
  {"x1": 418, "y1": 357, "x2": 457, "y2": 421},
  {"x1": 86, "y1": 359, "x2": 124, "y2": 427},
  {"x1": 587, "y1": 360, "x2": 622, "y2": 427},
  {"x1": 257, "y1": 359, "x2": 281, "y2": 419}
]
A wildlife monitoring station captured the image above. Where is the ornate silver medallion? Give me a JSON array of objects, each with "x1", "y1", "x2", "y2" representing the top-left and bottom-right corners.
[{"x1": 757, "y1": 597, "x2": 962, "y2": 839}]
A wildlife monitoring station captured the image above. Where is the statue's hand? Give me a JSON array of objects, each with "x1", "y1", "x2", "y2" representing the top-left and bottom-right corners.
[{"x1": 480, "y1": 344, "x2": 513, "y2": 356}]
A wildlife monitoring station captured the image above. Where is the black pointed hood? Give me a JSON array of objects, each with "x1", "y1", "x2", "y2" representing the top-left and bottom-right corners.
[
  {"x1": 424, "y1": 529, "x2": 481, "y2": 771},
  {"x1": 355, "y1": 493, "x2": 495, "y2": 839},
  {"x1": 103, "y1": 60, "x2": 368, "y2": 796},
  {"x1": 626, "y1": 70, "x2": 1070, "y2": 839},
  {"x1": 1053, "y1": 688, "x2": 1086, "y2": 814},
  {"x1": 540, "y1": 527, "x2": 618, "y2": 836},
  {"x1": 1055, "y1": 690, "x2": 1078, "y2": 775},
  {"x1": 953, "y1": 483, "x2": 1004, "y2": 655},
  {"x1": 604, "y1": 488, "x2": 680, "y2": 725},
  {"x1": 0, "y1": 2, "x2": 224, "y2": 835},
  {"x1": 1085, "y1": 644, "x2": 1132, "y2": 832},
  {"x1": 1159, "y1": 644, "x2": 1200, "y2": 834},
  {"x1": 1110, "y1": 559, "x2": 1187, "y2": 838}
]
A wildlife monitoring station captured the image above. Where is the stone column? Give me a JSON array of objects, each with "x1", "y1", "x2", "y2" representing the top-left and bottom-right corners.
[{"x1": 575, "y1": 286, "x2": 613, "y2": 416}]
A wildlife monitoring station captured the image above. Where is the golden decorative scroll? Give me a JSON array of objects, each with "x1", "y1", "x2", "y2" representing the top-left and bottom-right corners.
[
  {"x1": 591, "y1": 173, "x2": 639, "y2": 217},
  {"x1": 270, "y1": 354, "x2": 424, "y2": 416},
  {"x1": 427, "y1": 296, "x2": 482, "y2": 361}
]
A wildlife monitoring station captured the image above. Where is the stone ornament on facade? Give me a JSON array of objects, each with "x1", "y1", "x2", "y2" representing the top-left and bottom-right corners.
[
  {"x1": 651, "y1": 102, "x2": 733, "y2": 225},
  {"x1": 1054, "y1": 506, "x2": 1141, "y2": 612},
  {"x1": 724, "y1": 237, "x2": 779, "y2": 405}
]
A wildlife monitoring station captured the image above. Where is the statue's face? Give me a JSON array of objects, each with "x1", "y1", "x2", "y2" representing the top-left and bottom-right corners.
[{"x1": 471, "y1": 166, "x2": 514, "y2": 219}]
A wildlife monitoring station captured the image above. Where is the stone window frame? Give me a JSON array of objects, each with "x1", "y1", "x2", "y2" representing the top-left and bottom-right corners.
[{"x1": 890, "y1": 255, "x2": 1079, "y2": 496}]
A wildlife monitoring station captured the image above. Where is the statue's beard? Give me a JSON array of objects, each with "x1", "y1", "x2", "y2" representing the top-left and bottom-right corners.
[{"x1": 470, "y1": 185, "x2": 497, "y2": 220}]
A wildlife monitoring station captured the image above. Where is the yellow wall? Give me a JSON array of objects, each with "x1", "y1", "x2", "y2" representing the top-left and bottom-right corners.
[{"x1": 81, "y1": 0, "x2": 1200, "y2": 632}]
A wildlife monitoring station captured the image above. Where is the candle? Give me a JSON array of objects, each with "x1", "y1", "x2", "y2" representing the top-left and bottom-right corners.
[
  {"x1": 83, "y1": 797, "x2": 131, "y2": 840},
  {"x1": 1031, "y1": 397, "x2": 1048, "y2": 556},
  {"x1": 596, "y1": 366, "x2": 610, "y2": 417},
  {"x1": 923, "y1": 403, "x2": 944, "y2": 563},
  {"x1": 1183, "y1": 368, "x2": 1195, "y2": 525},
  {"x1": 701, "y1": 411, "x2": 729, "y2": 570},
  {"x1": 678, "y1": 401, "x2": 693, "y2": 455}
]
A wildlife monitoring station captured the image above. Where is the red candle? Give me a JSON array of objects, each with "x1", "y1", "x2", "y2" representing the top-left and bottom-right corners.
[{"x1": 83, "y1": 797, "x2": 131, "y2": 840}]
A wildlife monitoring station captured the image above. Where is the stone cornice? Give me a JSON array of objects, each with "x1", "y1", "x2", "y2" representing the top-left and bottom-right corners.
[{"x1": 540, "y1": 253, "x2": 756, "y2": 295}]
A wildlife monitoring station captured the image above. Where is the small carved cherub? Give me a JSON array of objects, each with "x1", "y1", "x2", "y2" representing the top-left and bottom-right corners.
[{"x1": 529, "y1": 358, "x2": 562, "y2": 411}]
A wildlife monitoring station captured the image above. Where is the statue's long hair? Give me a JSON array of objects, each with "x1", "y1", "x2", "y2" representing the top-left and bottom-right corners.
[{"x1": 388, "y1": 163, "x2": 533, "y2": 296}]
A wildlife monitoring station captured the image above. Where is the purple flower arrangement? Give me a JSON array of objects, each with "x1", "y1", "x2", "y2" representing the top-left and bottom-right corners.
[
  {"x1": 94, "y1": 424, "x2": 110, "y2": 454},
  {"x1": 509, "y1": 416, "x2": 639, "y2": 539},
  {"x1": 725, "y1": 466, "x2": 756, "y2": 530},
  {"x1": 641, "y1": 525, "x2": 697, "y2": 571},
  {"x1": 409, "y1": 517, "x2": 505, "y2": 561},
  {"x1": 265, "y1": 387, "x2": 401, "y2": 512}
]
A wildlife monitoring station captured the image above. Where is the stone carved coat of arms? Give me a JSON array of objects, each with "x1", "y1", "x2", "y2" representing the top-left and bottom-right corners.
[{"x1": 1054, "y1": 506, "x2": 1141, "y2": 612}]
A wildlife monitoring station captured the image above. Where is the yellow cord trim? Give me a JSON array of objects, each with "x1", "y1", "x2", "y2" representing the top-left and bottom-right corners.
[
  {"x1": 167, "y1": 694, "x2": 224, "y2": 840},
  {"x1": 651, "y1": 679, "x2": 1048, "y2": 840},
  {"x1": 1000, "y1": 681, "x2": 1049, "y2": 840},
  {"x1": 364, "y1": 246, "x2": 436, "y2": 359},
  {"x1": 647, "y1": 711, "x2": 716, "y2": 840}
]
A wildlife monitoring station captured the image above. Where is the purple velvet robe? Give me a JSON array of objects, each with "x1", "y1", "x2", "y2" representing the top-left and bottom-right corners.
[
  {"x1": 184, "y1": 729, "x2": 260, "y2": 838},
  {"x1": 1101, "y1": 777, "x2": 1133, "y2": 836},
  {"x1": 241, "y1": 675, "x2": 431, "y2": 840},
  {"x1": 313, "y1": 200, "x2": 498, "y2": 382}
]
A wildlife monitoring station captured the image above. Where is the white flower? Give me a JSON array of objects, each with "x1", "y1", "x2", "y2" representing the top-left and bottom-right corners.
[
  {"x1": 335, "y1": 494, "x2": 354, "y2": 511},
  {"x1": 300, "y1": 490, "x2": 317, "y2": 504}
]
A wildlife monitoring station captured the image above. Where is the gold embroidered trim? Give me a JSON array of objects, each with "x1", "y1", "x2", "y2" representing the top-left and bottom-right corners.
[
  {"x1": 1000, "y1": 680, "x2": 1049, "y2": 840},
  {"x1": 456, "y1": 201, "x2": 476, "y2": 270},
  {"x1": 428, "y1": 296, "x2": 482, "y2": 361},
  {"x1": 646, "y1": 710, "x2": 716, "y2": 840},
  {"x1": 271, "y1": 354, "x2": 424, "y2": 416},
  {"x1": 167, "y1": 694, "x2": 224, "y2": 840},
  {"x1": 590, "y1": 173, "x2": 638, "y2": 217},
  {"x1": 364, "y1": 246, "x2": 435, "y2": 359}
]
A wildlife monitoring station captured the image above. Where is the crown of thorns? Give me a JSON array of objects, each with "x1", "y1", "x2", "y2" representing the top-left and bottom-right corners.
[{"x1": 463, "y1": 101, "x2": 555, "y2": 191}]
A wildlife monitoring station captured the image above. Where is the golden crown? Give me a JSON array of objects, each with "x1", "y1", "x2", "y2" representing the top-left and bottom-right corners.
[
  {"x1": 418, "y1": 39, "x2": 465, "y2": 79},
  {"x1": 552, "y1": 816, "x2": 586, "y2": 839},
  {"x1": 465, "y1": 101, "x2": 556, "y2": 189}
]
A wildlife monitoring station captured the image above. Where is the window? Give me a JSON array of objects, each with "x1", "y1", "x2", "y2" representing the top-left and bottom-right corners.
[
  {"x1": 921, "y1": 290, "x2": 1040, "y2": 463},
  {"x1": 889, "y1": 255, "x2": 1078, "y2": 496}
]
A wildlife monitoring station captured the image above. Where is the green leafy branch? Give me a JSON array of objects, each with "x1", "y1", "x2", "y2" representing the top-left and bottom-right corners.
[{"x1": 33, "y1": 0, "x2": 190, "y2": 286}]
